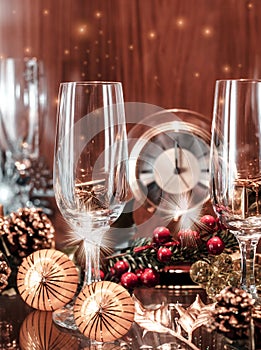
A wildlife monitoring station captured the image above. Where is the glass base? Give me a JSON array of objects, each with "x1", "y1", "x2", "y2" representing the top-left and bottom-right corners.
[{"x1": 52, "y1": 302, "x2": 78, "y2": 331}]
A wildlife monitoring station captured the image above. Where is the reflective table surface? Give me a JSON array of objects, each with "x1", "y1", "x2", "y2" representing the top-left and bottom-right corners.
[{"x1": 0, "y1": 286, "x2": 260, "y2": 349}]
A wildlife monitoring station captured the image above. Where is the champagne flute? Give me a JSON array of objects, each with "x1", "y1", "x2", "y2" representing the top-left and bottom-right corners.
[
  {"x1": 53, "y1": 81, "x2": 129, "y2": 329},
  {"x1": 0, "y1": 57, "x2": 46, "y2": 211},
  {"x1": 210, "y1": 79, "x2": 261, "y2": 301}
]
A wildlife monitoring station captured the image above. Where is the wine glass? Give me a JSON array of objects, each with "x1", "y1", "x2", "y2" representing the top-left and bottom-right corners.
[
  {"x1": 53, "y1": 81, "x2": 129, "y2": 329},
  {"x1": 210, "y1": 79, "x2": 261, "y2": 301},
  {"x1": 0, "y1": 57, "x2": 46, "y2": 211}
]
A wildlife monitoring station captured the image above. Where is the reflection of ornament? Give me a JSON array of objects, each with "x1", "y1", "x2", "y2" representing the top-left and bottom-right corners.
[
  {"x1": 208, "y1": 286, "x2": 255, "y2": 339},
  {"x1": 0, "y1": 252, "x2": 11, "y2": 292},
  {"x1": 74, "y1": 281, "x2": 135, "y2": 342},
  {"x1": 0, "y1": 207, "x2": 55, "y2": 259},
  {"x1": 17, "y1": 249, "x2": 79, "y2": 311},
  {"x1": 19, "y1": 310, "x2": 79, "y2": 350}
]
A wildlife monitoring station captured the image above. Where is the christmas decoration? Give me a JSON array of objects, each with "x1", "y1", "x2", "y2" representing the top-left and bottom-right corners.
[
  {"x1": 207, "y1": 286, "x2": 255, "y2": 340},
  {"x1": 19, "y1": 310, "x2": 79, "y2": 350},
  {"x1": 121, "y1": 272, "x2": 139, "y2": 289},
  {"x1": 74, "y1": 281, "x2": 135, "y2": 342},
  {"x1": 0, "y1": 207, "x2": 56, "y2": 292},
  {"x1": 17, "y1": 249, "x2": 79, "y2": 311},
  {"x1": 206, "y1": 236, "x2": 225, "y2": 255},
  {"x1": 190, "y1": 253, "x2": 241, "y2": 299},
  {"x1": 139, "y1": 268, "x2": 160, "y2": 288},
  {"x1": 105, "y1": 215, "x2": 239, "y2": 290},
  {"x1": 0, "y1": 207, "x2": 55, "y2": 259},
  {"x1": 152, "y1": 226, "x2": 171, "y2": 244},
  {"x1": 0, "y1": 252, "x2": 11, "y2": 292}
]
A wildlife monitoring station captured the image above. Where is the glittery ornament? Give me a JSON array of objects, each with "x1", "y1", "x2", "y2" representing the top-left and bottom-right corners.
[
  {"x1": 205, "y1": 275, "x2": 227, "y2": 300},
  {"x1": 17, "y1": 249, "x2": 79, "y2": 311},
  {"x1": 74, "y1": 281, "x2": 135, "y2": 342},
  {"x1": 189, "y1": 260, "x2": 212, "y2": 286},
  {"x1": 226, "y1": 270, "x2": 241, "y2": 287},
  {"x1": 212, "y1": 253, "x2": 233, "y2": 275}
]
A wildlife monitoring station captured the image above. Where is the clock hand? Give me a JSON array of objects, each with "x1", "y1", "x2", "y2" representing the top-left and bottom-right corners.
[
  {"x1": 178, "y1": 171, "x2": 191, "y2": 190},
  {"x1": 174, "y1": 141, "x2": 180, "y2": 174}
]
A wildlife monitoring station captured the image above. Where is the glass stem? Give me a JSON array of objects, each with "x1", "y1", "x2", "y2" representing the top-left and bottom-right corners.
[
  {"x1": 237, "y1": 235, "x2": 259, "y2": 297},
  {"x1": 83, "y1": 238, "x2": 101, "y2": 286}
]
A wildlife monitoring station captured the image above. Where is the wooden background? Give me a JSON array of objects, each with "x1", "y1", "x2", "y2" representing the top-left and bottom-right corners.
[
  {"x1": 0, "y1": 0, "x2": 260, "y2": 167},
  {"x1": 0, "y1": 0, "x2": 261, "y2": 243}
]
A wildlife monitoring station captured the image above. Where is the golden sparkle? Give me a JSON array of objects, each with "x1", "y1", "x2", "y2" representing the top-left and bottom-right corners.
[
  {"x1": 222, "y1": 64, "x2": 231, "y2": 72},
  {"x1": 43, "y1": 9, "x2": 49, "y2": 15},
  {"x1": 129, "y1": 44, "x2": 134, "y2": 50},
  {"x1": 176, "y1": 17, "x2": 186, "y2": 27},
  {"x1": 24, "y1": 47, "x2": 31, "y2": 54},
  {"x1": 202, "y1": 27, "x2": 213, "y2": 37},
  {"x1": 148, "y1": 31, "x2": 157, "y2": 39},
  {"x1": 78, "y1": 24, "x2": 88, "y2": 35},
  {"x1": 64, "y1": 49, "x2": 70, "y2": 55},
  {"x1": 95, "y1": 11, "x2": 102, "y2": 18},
  {"x1": 194, "y1": 72, "x2": 200, "y2": 78}
]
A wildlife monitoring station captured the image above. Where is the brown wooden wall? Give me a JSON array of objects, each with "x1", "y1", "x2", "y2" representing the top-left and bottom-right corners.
[{"x1": 0, "y1": 0, "x2": 260, "y2": 168}]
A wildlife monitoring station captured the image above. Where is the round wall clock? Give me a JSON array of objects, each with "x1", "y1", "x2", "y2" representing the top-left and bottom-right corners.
[{"x1": 128, "y1": 109, "x2": 211, "y2": 219}]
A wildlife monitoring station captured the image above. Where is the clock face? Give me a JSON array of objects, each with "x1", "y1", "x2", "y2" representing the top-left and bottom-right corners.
[{"x1": 129, "y1": 114, "x2": 211, "y2": 216}]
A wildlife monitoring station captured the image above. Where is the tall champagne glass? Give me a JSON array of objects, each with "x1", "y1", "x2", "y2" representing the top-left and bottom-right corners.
[
  {"x1": 0, "y1": 57, "x2": 46, "y2": 211},
  {"x1": 210, "y1": 79, "x2": 261, "y2": 301},
  {"x1": 53, "y1": 81, "x2": 129, "y2": 329}
]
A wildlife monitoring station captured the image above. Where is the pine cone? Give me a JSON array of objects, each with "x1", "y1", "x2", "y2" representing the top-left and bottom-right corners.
[
  {"x1": 0, "y1": 207, "x2": 55, "y2": 259},
  {"x1": 209, "y1": 286, "x2": 255, "y2": 339},
  {"x1": 0, "y1": 252, "x2": 11, "y2": 292}
]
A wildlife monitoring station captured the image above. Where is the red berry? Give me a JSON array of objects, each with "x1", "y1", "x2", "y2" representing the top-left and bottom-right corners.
[
  {"x1": 153, "y1": 226, "x2": 171, "y2": 244},
  {"x1": 100, "y1": 270, "x2": 105, "y2": 280},
  {"x1": 200, "y1": 215, "x2": 217, "y2": 231},
  {"x1": 113, "y1": 260, "x2": 129, "y2": 276},
  {"x1": 207, "y1": 236, "x2": 225, "y2": 255},
  {"x1": 121, "y1": 272, "x2": 138, "y2": 289},
  {"x1": 157, "y1": 247, "x2": 172, "y2": 263},
  {"x1": 140, "y1": 268, "x2": 160, "y2": 288},
  {"x1": 135, "y1": 268, "x2": 144, "y2": 282},
  {"x1": 177, "y1": 229, "x2": 200, "y2": 246}
]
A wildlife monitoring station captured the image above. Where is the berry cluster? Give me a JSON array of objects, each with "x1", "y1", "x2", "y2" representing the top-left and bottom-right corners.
[
  {"x1": 109, "y1": 259, "x2": 160, "y2": 290},
  {"x1": 106, "y1": 215, "x2": 239, "y2": 291}
]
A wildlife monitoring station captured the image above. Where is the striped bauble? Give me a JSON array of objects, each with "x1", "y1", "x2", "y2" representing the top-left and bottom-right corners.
[
  {"x1": 74, "y1": 280, "x2": 135, "y2": 342},
  {"x1": 17, "y1": 249, "x2": 79, "y2": 311}
]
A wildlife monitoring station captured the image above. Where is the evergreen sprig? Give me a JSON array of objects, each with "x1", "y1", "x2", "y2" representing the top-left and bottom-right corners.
[{"x1": 105, "y1": 230, "x2": 239, "y2": 275}]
